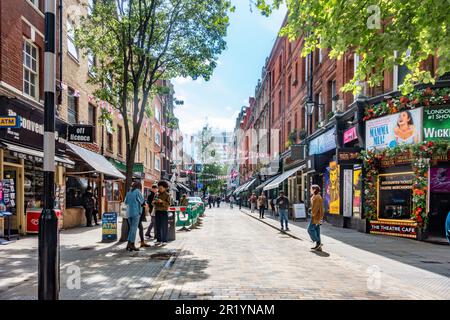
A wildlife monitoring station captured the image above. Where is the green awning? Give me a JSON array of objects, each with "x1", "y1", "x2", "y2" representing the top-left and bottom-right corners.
[{"x1": 108, "y1": 158, "x2": 144, "y2": 174}]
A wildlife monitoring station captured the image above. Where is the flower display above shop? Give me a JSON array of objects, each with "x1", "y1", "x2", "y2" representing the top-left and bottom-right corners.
[{"x1": 364, "y1": 87, "x2": 450, "y2": 121}]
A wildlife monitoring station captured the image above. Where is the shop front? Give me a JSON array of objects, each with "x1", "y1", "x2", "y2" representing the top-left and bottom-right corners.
[
  {"x1": 362, "y1": 87, "x2": 450, "y2": 241},
  {"x1": 0, "y1": 96, "x2": 73, "y2": 235}
]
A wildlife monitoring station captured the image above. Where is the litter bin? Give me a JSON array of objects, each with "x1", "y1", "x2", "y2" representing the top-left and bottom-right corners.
[{"x1": 167, "y1": 207, "x2": 177, "y2": 241}]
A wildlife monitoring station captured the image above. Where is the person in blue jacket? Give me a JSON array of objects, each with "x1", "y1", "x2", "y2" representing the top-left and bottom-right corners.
[
  {"x1": 446, "y1": 211, "x2": 450, "y2": 244},
  {"x1": 125, "y1": 181, "x2": 145, "y2": 252}
]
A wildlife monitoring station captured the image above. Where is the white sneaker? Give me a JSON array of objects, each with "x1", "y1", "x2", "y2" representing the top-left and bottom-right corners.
[
  {"x1": 155, "y1": 242, "x2": 162, "y2": 246},
  {"x1": 161, "y1": 242, "x2": 168, "y2": 246}
]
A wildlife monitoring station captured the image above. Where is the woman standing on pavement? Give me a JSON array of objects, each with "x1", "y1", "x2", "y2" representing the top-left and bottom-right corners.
[
  {"x1": 125, "y1": 181, "x2": 145, "y2": 252},
  {"x1": 308, "y1": 185, "x2": 324, "y2": 251},
  {"x1": 153, "y1": 180, "x2": 172, "y2": 246}
]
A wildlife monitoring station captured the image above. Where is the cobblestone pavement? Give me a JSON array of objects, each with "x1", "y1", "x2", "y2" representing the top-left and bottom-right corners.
[
  {"x1": 145, "y1": 206, "x2": 450, "y2": 300},
  {"x1": 1, "y1": 207, "x2": 449, "y2": 300},
  {"x1": 0, "y1": 220, "x2": 187, "y2": 300}
]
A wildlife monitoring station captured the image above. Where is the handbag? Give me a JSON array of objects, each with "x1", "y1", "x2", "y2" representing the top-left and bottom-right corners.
[{"x1": 120, "y1": 202, "x2": 128, "y2": 218}]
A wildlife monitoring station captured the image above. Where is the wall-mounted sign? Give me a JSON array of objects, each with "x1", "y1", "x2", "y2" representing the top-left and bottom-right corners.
[
  {"x1": 430, "y1": 167, "x2": 450, "y2": 193},
  {"x1": 337, "y1": 148, "x2": 361, "y2": 164},
  {"x1": 309, "y1": 127, "x2": 336, "y2": 156},
  {"x1": 343, "y1": 126, "x2": 358, "y2": 144},
  {"x1": 370, "y1": 221, "x2": 417, "y2": 239},
  {"x1": 380, "y1": 151, "x2": 412, "y2": 167},
  {"x1": 0, "y1": 97, "x2": 68, "y2": 154},
  {"x1": 366, "y1": 108, "x2": 423, "y2": 150},
  {"x1": 68, "y1": 125, "x2": 94, "y2": 143},
  {"x1": 328, "y1": 161, "x2": 340, "y2": 214},
  {"x1": 0, "y1": 116, "x2": 21, "y2": 129},
  {"x1": 423, "y1": 105, "x2": 450, "y2": 142},
  {"x1": 343, "y1": 169, "x2": 353, "y2": 217}
]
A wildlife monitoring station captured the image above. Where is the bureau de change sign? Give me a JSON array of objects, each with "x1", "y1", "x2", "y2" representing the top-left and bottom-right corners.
[{"x1": 68, "y1": 125, "x2": 94, "y2": 143}]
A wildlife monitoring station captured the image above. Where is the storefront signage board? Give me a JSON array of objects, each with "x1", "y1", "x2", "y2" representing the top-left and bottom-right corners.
[
  {"x1": 309, "y1": 127, "x2": 336, "y2": 156},
  {"x1": 102, "y1": 212, "x2": 118, "y2": 242},
  {"x1": 423, "y1": 105, "x2": 450, "y2": 142},
  {"x1": 366, "y1": 108, "x2": 423, "y2": 150},
  {"x1": 343, "y1": 126, "x2": 358, "y2": 144},
  {"x1": 337, "y1": 148, "x2": 361, "y2": 165},
  {"x1": 68, "y1": 125, "x2": 94, "y2": 143},
  {"x1": 0, "y1": 116, "x2": 21, "y2": 129},
  {"x1": 370, "y1": 221, "x2": 417, "y2": 239}
]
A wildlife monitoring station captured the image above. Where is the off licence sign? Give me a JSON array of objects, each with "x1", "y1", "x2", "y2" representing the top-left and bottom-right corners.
[{"x1": 68, "y1": 125, "x2": 94, "y2": 143}]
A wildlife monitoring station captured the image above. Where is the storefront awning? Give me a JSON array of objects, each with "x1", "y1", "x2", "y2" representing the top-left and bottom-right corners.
[
  {"x1": 255, "y1": 174, "x2": 281, "y2": 191},
  {"x1": 2, "y1": 141, "x2": 75, "y2": 168},
  {"x1": 234, "y1": 179, "x2": 252, "y2": 194},
  {"x1": 66, "y1": 142, "x2": 126, "y2": 180},
  {"x1": 263, "y1": 165, "x2": 305, "y2": 191},
  {"x1": 241, "y1": 178, "x2": 257, "y2": 192},
  {"x1": 176, "y1": 182, "x2": 191, "y2": 193}
]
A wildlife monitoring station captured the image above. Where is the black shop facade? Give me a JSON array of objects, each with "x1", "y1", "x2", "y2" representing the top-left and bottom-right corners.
[{"x1": 362, "y1": 86, "x2": 450, "y2": 242}]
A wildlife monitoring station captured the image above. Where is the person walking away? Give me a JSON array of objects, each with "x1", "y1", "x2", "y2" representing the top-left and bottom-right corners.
[
  {"x1": 250, "y1": 193, "x2": 257, "y2": 213},
  {"x1": 276, "y1": 191, "x2": 290, "y2": 231},
  {"x1": 153, "y1": 181, "x2": 172, "y2": 246},
  {"x1": 145, "y1": 185, "x2": 158, "y2": 238},
  {"x1": 270, "y1": 198, "x2": 276, "y2": 217},
  {"x1": 229, "y1": 195, "x2": 234, "y2": 209},
  {"x1": 208, "y1": 196, "x2": 213, "y2": 209},
  {"x1": 238, "y1": 196, "x2": 242, "y2": 210},
  {"x1": 308, "y1": 185, "x2": 324, "y2": 251},
  {"x1": 216, "y1": 196, "x2": 221, "y2": 208},
  {"x1": 82, "y1": 187, "x2": 96, "y2": 227},
  {"x1": 258, "y1": 193, "x2": 267, "y2": 219},
  {"x1": 124, "y1": 181, "x2": 145, "y2": 251}
]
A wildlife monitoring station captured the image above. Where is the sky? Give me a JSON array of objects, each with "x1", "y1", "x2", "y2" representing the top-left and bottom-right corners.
[{"x1": 172, "y1": 1, "x2": 287, "y2": 136}]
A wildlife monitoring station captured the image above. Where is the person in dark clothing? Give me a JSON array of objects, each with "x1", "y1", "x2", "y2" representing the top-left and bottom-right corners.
[
  {"x1": 145, "y1": 185, "x2": 158, "y2": 238},
  {"x1": 82, "y1": 187, "x2": 96, "y2": 227},
  {"x1": 237, "y1": 196, "x2": 242, "y2": 210},
  {"x1": 138, "y1": 197, "x2": 150, "y2": 248},
  {"x1": 208, "y1": 196, "x2": 213, "y2": 209},
  {"x1": 92, "y1": 188, "x2": 99, "y2": 225},
  {"x1": 216, "y1": 196, "x2": 221, "y2": 208}
]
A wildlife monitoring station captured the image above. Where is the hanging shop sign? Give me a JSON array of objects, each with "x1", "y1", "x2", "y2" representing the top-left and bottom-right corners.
[
  {"x1": 352, "y1": 167, "x2": 362, "y2": 219},
  {"x1": 0, "y1": 116, "x2": 21, "y2": 129},
  {"x1": 0, "y1": 97, "x2": 68, "y2": 154},
  {"x1": 309, "y1": 127, "x2": 336, "y2": 156},
  {"x1": 365, "y1": 108, "x2": 423, "y2": 150},
  {"x1": 343, "y1": 169, "x2": 353, "y2": 217},
  {"x1": 423, "y1": 105, "x2": 450, "y2": 142},
  {"x1": 343, "y1": 126, "x2": 358, "y2": 144},
  {"x1": 337, "y1": 148, "x2": 361, "y2": 165},
  {"x1": 68, "y1": 125, "x2": 94, "y2": 143},
  {"x1": 328, "y1": 161, "x2": 340, "y2": 215},
  {"x1": 369, "y1": 220, "x2": 417, "y2": 239}
]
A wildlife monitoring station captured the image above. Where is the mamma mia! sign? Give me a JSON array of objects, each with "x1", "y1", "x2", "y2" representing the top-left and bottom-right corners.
[{"x1": 365, "y1": 108, "x2": 423, "y2": 150}]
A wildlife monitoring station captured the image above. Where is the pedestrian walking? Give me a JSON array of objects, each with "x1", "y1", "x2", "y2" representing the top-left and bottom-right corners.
[
  {"x1": 153, "y1": 181, "x2": 172, "y2": 246},
  {"x1": 229, "y1": 195, "x2": 234, "y2": 209},
  {"x1": 275, "y1": 191, "x2": 290, "y2": 231},
  {"x1": 125, "y1": 181, "x2": 145, "y2": 252},
  {"x1": 308, "y1": 185, "x2": 324, "y2": 251},
  {"x1": 250, "y1": 193, "x2": 257, "y2": 213},
  {"x1": 258, "y1": 193, "x2": 267, "y2": 219},
  {"x1": 82, "y1": 186, "x2": 96, "y2": 227},
  {"x1": 238, "y1": 196, "x2": 242, "y2": 210},
  {"x1": 216, "y1": 196, "x2": 221, "y2": 208},
  {"x1": 208, "y1": 196, "x2": 213, "y2": 209},
  {"x1": 270, "y1": 198, "x2": 276, "y2": 217},
  {"x1": 145, "y1": 185, "x2": 158, "y2": 238}
]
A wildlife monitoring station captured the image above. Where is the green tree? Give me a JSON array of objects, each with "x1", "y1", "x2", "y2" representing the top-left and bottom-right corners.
[
  {"x1": 256, "y1": 0, "x2": 449, "y2": 94},
  {"x1": 200, "y1": 163, "x2": 227, "y2": 195},
  {"x1": 76, "y1": 0, "x2": 233, "y2": 191}
]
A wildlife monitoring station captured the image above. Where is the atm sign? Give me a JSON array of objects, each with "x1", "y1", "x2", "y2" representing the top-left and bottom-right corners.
[{"x1": 0, "y1": 116, "x2": 21, "y2": 129}]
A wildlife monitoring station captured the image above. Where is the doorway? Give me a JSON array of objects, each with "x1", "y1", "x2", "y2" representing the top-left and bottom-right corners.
[
  {"x1": 428, "y1": 193, "x2": 450, "y2": 239},
  {"x1": 3, "y1": 166, "x2": 21, "y2": 234}
]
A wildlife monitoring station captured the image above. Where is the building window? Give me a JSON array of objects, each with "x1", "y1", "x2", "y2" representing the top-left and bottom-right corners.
[
  {"x1": 155, "y1": 156, "x2": 161, "y2": 171},
  {"x1": 288, "y1": 75, "x2": 292, "y2": 102},
  {"x1": 107, "y1": 132, "x2": 113, "y2": 152},
  {"x1": 155, "y1": 107, "x2": 161, "y2": 123},
  {"x1": 329, "y1": 80, "x2": 337, "y2": 112},
  {"x1": 136, "y1": 143, "x2": 140, "y2": 162},
  {"x1": 155, "y1": 131, "x2": 161, "y2": 146},
  {"x1": 28, "y1": 0, "x2": 40, "y2": 9},
  {"x1": 23, "y1": 41, "x2": 39, "y2": 100},
  {"x1": 88, "y1": 104, "x2": 96, "y2": 142},
  {"x1": 67, "y1": 21, "x2": 79, "y2": 60},
  {"x1": 87, "y1": 50, "x2": 96, "y2": 76},
  {"x1": 67, "y1": 88, "x2": 78, "y2": 124},
  {"x1": 117, "y1": 125, "x2": 123, "y2": 156},
  {"x1": 278, "y1": 90, "x2": 282, "y2": 115}
]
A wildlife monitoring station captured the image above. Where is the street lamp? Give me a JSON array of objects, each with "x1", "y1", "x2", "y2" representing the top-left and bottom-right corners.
[{"x1": 306, "y1": 101, "x2": 315, "y2": 136}]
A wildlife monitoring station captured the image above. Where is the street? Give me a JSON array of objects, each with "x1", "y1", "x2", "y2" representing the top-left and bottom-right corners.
[{"x1": 1, "y1": 206, "x2": 449, "y2": 300}]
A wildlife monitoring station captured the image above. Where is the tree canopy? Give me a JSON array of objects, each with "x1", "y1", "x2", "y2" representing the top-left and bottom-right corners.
[
  {"x1": 256, "y1": 0, "x2": 449, "y2": 94},
  {"x1": 76, "y1": 0, "x2": 233, "y2": 189}
]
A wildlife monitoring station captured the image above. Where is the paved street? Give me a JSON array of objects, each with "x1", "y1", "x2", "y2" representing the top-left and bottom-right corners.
[{"x1": 1, "y1": 206, "x2": 449, "y2": 300}]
